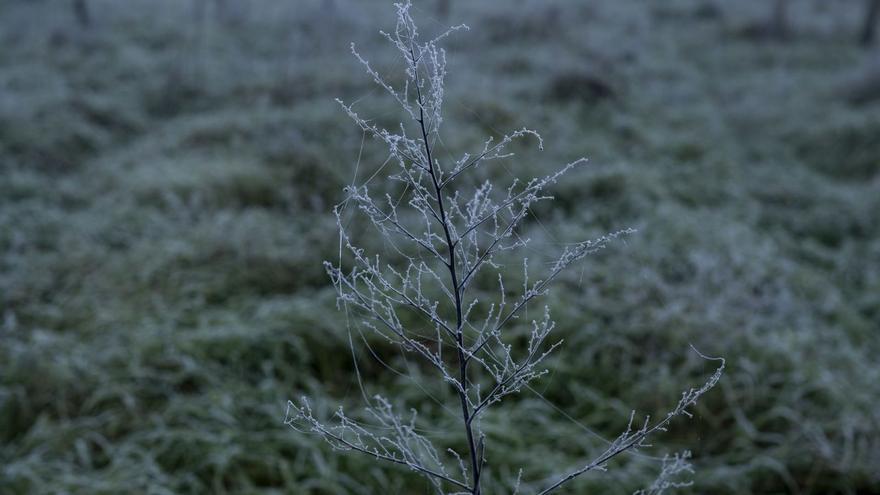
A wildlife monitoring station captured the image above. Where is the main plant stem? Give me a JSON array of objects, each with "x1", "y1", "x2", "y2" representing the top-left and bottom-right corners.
[{"x1": 413, "y1": 75, "x2": 481, "y2": 494}]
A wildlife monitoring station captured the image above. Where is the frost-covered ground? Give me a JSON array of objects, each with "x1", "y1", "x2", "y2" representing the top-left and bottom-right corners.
[{"x1": 1, "y1": 0, "x2": 879, "y2": 493}]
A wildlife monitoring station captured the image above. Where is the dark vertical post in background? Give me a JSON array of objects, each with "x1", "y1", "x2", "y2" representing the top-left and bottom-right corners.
[
  {"x1": 771, "y1": 0, "x2": 789, "y2": 39},
  {"x1": 436, "y1": 0, "x2": 451, "y2": 20},
  {"x1": 860, "y1": 0, "x2": 880, "y2": 46},
  {"x1": 73, "y1": 0, "x2": 90, "y2": 28}
]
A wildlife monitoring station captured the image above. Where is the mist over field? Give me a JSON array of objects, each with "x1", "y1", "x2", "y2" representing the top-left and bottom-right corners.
[{"x1": 1, "y1": 0, "x2": 879, "y2": 493}]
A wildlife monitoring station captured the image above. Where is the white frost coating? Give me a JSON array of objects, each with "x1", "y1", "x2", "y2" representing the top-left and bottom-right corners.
[{"x1": 285, "y1": 2, "x2": 723, "y2": 494}]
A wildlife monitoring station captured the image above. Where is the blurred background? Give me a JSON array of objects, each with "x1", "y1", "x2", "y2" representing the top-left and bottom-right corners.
[{"x1": 1, "y1": 0, "x2": 879, "y2": 493}]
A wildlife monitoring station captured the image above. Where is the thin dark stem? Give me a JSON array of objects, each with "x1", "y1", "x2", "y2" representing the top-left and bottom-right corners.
[{"x1": 411, "y1": 46, "x2": 482, "y2": 495}]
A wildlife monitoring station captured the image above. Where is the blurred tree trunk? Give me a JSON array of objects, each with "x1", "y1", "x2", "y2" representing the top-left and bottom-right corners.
[
  {"x1": 770, "y1": 0, "x2": 789, "y2": 39},
  {"x1": 861, "y1": 0, "x2": 880, "y2": 46},
  {"x1": 72, "y1": 0, "x2": 90, "y2": 28},
  {"x1": 437, "y1": 0, "x2": 451, "y2": 20}
]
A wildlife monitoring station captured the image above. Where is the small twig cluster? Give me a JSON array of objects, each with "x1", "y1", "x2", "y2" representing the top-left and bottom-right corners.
[{"x1": 286, "y1": 3, "x2": 723, "y2": 494}]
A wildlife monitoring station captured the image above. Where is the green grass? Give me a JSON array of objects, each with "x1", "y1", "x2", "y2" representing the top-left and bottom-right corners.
[{"x1": 1, "y1": 0, "x2": 879, "y2": 493}]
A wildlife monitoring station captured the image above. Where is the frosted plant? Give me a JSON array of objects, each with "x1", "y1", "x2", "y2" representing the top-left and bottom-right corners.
[{"x1": 285, "y1": 2, "x2": 723, "y2": 494}]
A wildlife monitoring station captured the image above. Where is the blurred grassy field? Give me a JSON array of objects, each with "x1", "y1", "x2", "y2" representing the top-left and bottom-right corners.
[{"x1": 1, "y1": 0, "x2": 879, "y2": 493}]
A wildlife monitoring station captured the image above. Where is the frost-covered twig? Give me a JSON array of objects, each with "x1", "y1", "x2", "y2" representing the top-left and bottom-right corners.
[
  {"x1": 285, "y1": 397, "x2": 469, "y2": 491},
  {"x1": 536, "y1": 350, "x2": 724, "y2": 494}
]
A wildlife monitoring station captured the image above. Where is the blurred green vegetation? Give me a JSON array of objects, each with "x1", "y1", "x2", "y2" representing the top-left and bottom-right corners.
[{"x1": 1, "y1": 0, "x2": 879, "y2": 493}]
